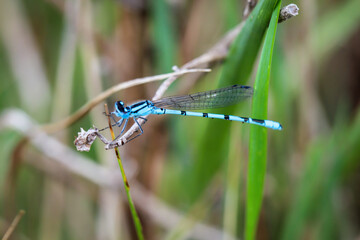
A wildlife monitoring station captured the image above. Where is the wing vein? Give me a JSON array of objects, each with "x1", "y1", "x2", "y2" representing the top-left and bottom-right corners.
[{"x1": 153, "y1": 85, "x2": 253, "y2": 110}]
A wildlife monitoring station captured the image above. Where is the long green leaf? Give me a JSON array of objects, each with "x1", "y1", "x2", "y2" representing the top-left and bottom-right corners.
[
  {"x1": 246, "y1": 2, "x2": 281, "y2": 240},
  {"x1": 188, "y1": 0, "x2": 280, "y2": 202}
]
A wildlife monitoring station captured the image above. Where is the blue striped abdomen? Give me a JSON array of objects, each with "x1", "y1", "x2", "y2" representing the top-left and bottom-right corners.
[{"x1": 152, "y1": 108, "x2": 282, "y2": 130}]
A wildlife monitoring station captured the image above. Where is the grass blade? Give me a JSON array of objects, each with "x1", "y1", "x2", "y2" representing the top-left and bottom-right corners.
[
  {"x1": 245, "y1": 2, "x2": 281, "y2": 240},
  {"x1": 189, "y1": 0, "x2": 280, "y2": 202}
]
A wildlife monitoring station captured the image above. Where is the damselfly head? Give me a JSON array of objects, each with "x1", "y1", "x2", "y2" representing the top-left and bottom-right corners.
[{"x1": 115, "y1": 101, "x2": 126, "y2": 113}]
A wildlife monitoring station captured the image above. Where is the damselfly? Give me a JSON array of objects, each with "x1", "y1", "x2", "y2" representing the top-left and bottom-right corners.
[{"x1": 106, "y1": 85, "x2": 282, "y2": 142}]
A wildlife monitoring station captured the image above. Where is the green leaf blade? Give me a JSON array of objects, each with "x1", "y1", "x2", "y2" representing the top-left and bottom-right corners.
[
  {"x1": 189, "y1": 0, "x2": 280, "y2": 203},
  {"x1": 246, "y1": 2, "x2": 281, "y2": 240}
]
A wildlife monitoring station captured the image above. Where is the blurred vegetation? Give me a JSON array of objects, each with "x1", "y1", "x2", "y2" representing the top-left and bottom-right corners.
[{"x1": 1, "y1": 0, "x2": 360, "y2": 240}]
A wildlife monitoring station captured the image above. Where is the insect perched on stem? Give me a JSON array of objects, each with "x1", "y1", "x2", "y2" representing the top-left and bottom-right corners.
[{"x1": 104, "y1": 85, "x2": 282, "y2": 142}]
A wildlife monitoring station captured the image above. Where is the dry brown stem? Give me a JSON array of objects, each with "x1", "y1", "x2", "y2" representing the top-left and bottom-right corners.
[
  {"x1": 2, "y1": 210, "x2": 25, "y2": 240},
  {"x1": 41, "y1": 68, "x2": 210, "y2": 133}
]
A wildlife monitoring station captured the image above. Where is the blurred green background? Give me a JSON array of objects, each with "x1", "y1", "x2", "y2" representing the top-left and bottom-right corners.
[{"x1": 0, "y1": 0, "x2": 360, "y2": 239}]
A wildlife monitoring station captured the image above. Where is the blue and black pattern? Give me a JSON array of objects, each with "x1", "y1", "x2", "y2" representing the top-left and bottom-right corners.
[{"x1": 109, "y1": 85, "x2": 283, "y2": 142}]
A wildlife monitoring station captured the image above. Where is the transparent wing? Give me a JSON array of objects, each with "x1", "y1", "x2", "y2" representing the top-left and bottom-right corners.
[{"x1": 153, "y1": 85, "x2": 253, "y2": 110}]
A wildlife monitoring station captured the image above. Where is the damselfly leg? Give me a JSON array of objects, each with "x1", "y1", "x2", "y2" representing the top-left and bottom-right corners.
[{"x1": 109, "y1": 117, "x2": 144, "y2": 143}]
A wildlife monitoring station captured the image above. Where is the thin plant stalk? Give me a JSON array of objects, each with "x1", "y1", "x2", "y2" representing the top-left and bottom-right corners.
[
  {"x1": 2, "y1": 210, "x2": 25, "y2": 240},
  {"x1": 104, "y1": 104, "x2": 144, "y2": 240}
]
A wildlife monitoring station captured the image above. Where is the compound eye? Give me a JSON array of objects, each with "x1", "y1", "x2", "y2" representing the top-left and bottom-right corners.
[{"x1": 115, "y1": 101, "x2": 125, "y2": 112}]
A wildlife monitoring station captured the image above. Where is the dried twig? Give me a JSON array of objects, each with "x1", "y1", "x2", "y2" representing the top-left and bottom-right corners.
[
  {"x1": 41, "y1": 68, "x2": 210, "y2": 133},
  {"x1": 2, "y1": 210, "x2": 25, "y2": 240}
]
